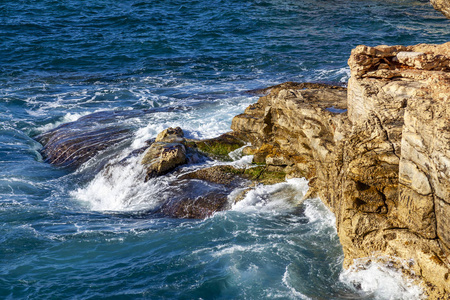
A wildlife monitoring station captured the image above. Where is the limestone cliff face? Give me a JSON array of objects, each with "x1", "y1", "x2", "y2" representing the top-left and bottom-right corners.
[
  {"x1": 431, "y1": 0, "x2": 450, "y2": 18},
  {"x1": 231, "y1": 42, "x2": 450, "y2": 298}
]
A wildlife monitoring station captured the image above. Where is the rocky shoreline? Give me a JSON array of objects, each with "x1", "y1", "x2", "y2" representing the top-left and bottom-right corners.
[
  {"x1": 36, "y1": 3, "x2": 450, "y2": 297},
  {"x1": 37, "y1": 43, "x2": 450, "y2": 298},
  {"x1": 231, "y1": 42, "x2": 450, "y2": 298}
]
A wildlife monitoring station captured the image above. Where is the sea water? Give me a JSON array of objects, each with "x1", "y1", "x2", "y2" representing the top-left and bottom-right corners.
[{"x1": 1, "y1": 0, "x2": 449, "y2": 299}]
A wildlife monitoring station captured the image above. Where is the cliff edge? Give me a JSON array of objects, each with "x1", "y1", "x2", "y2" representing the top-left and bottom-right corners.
[{"x1": 231, "y1": 42, "x2": 450, "y2": 298}]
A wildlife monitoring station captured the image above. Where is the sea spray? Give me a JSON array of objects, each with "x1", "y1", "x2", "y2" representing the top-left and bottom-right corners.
[
  {"x1": 340, "y1": 258, "x2": 424, "y2": 300},
  {"x1": 1, "y1": 0, "x2": 446, "y2": 298},
  {"x1": 231, "y1": 178, "x2": 309, "y2": 213}
]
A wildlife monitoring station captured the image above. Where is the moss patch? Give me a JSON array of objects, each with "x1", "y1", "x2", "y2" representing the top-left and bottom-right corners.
[
  {"x1": 192, "y1": 133, "x2": 245, "y2": 161},
  {"x1": 219, "y1": 165, "x2": 286, "y2": 185},
  {"x1": 242, "y1": 166, "x2": 286, "y2": 185},
  {"x1": 181, "y1": 165, "x2": 286, "y2": 186}
]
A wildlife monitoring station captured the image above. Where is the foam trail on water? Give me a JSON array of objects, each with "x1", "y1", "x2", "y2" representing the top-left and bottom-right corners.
[
  {"x1": 282, "y1": 265, "x2": 312, "y2": 300},
  {"x1": 34, "y1": 111, "x2": 94, "y2": 133}
]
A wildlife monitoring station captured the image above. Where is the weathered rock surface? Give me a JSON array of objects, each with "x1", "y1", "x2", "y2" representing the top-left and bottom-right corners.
[
  {"x1": 36, "y1": 110, "x2": 145, "y2": 168},
  {"x1": 154, "y1": 165, "x2": 286, "y2": 218},
  {"x1": 232, "y1": 82, "x2": 348, "y2": 182},
  {"x1": 431, "y1": 0, "x2": 450, "y2": 18},
  {"x1": 141, "y1": 127, "x2": 188, "y2": 180},
  {"x1": 231, "y1": 42, "x2": 450, "y2": 298}
]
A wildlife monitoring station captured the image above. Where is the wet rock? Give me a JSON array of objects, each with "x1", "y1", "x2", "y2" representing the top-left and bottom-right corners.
[
  {"x1": 180, "y1": 165, "x2": 286, "y2": 187},
  {"x1": 179, "y1": 165, "x2": 246, "y2": 187},
  {"x1": 35, "y1": 110, "x2": 144, "y2": 168},
  {"x1": 155, "y1": 164, "x2": 287, "y2": 219},
  {"x1": 141, "y1": 127, "x2": 188, "y2": 180},
  {"x1": 156, "y1": 192, "x2": 230, "y2": 219},
  {"x1": 185, "y1": 132, "x2": 245, "y2": 161},
  {"x1": 154, "y1": 166, "x2": 248, "y2": 219}
]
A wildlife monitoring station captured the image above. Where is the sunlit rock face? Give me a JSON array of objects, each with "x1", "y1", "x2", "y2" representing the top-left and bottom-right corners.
[{"x1": 231, "y1": 42, "x2": 450, "y2": 298}]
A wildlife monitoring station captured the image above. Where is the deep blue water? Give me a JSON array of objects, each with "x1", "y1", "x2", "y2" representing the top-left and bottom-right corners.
[{"x1": 0, "y1": 1, "x2": 449, "y2": 299}]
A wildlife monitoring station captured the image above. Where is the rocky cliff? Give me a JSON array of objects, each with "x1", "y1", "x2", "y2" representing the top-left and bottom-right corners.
[{"x1": 231, "y1": 42, "x2": 450, "y2": 298}]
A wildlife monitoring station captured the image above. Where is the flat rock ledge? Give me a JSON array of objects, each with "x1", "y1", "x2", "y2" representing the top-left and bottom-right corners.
[{"x1": 231, "y1": 42, "x2": 450, "y2": 298}]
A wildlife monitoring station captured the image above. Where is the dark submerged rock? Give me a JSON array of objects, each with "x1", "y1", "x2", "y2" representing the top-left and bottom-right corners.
[
  {"x1": 35, "y1": 110, "x2": 146, "y2": 168},
  {"x1": 152, "y1": 165, "x2": 287, "y2": 219},
  {"x1": 156, "y1": 192, "x2": 230, "y2": 219}
]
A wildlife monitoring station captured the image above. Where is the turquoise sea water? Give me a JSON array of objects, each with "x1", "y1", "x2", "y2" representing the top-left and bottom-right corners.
[{"x1": 1, "y1": 1, "x2": 449, "y2": 299}]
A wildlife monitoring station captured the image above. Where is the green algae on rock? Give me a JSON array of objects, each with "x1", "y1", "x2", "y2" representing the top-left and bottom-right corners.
[{"x1": 186, "y1": 132, "x2": 245, "y2": 161}]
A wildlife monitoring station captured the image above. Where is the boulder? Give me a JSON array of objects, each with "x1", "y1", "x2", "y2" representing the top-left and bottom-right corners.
[{"x1": 141, "y1": 127, "x2": 188, "y2": 180}]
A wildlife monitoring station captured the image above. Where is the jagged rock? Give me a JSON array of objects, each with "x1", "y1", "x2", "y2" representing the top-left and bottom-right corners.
[
  {"x1": 230, "y1": 42, "x2": 450, "y2": 299},
  {"x1": 431, "y1": 0, "x2": 450, "y2": 18},
  {"x1": 232, "y1": 81, "x2": 348, "y2": 182},
  {"x1": 141, "y1": 127, "x2": 187, "y2": 180}
]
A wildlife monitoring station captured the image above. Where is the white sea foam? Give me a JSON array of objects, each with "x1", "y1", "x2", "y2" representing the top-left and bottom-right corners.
[
  {"x1": 302, "y1": 198, "x2": 423, "y2": 299},
  {"x1": 314, "y1": 67, "x2": 350, "y2": 83},
  {"x1": 71, "y1": 92, "x2": 256, "y2": 212},
  {"x1": 231, "y1": 178, "x2": 309, "y2": 213},
  {"x1": 34, "y1": 112, "x2": 90, "y2": 133},
  {"x1": 131, "y1": 95, "x2": 255, "y2": 149},
  {"x1": 303, "y1": 197, "x2": 336, "y2": 230},
  {"x1": 71, "y1": 156, "x2": 166, "y2": 211},
  {"x1": 340, "y1": 258, "x2": 424, "y2": 300},
  {"x1": 212, "y1": 244, "x2": 266, "y2": 258}
]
